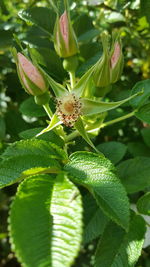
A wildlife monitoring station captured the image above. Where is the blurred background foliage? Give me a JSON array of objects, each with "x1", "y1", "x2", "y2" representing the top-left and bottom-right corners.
[{"x1": 0, "y1": 0, "x2": 150, "y2": 266}]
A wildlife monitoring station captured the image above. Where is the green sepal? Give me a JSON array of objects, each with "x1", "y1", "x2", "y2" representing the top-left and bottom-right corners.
[
  {"x1": 93, "y1": 33, "x2": 111, "y2": 88},
  {"x1": 72, "y1": 65, "x2": 95, "y2": 97},
  {"x1": 74, "y1": 116, "x2": 101, "y2": 154},
  {"x1": 81, "y1": 91, "x2": 141, "y2": 116},
  {"x1": 36, "y1": 114, "x2": 62, "y2": 137}
]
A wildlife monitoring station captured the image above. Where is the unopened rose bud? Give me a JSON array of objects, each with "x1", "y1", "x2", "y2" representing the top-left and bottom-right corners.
[
  {"x1": 17, "y1": 52, "x2": 48, "y2": 96},
  {"x1": 54, "y1": 11, "x2": 79, "y2": 58},
  {"x1": 93, "y1": 34, "x2": 111, "y2": 88},
  {"x1": 110, "y1": 41, "x2": 124, "y2": 83},
  {"x1": 93, "y1": 33, "x2": 124, "y2": 88}
]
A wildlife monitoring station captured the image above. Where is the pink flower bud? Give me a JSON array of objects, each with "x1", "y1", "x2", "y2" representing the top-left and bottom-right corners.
[
  {"x1": 93, "y1": 34, "x2": 124, "y2": 88},
  {"x1": 17, "y1": 53, "x2": 47, "y2": 95},
  {"x1": 54, "y1": 11, "x2": 79, "y2": 58},
  {"x1": 111, "y1": 42, "x2": 121, "y2": 69},
  {"x1": 110, "y1": 40, "x2": 124, "y2": 84},
  {"x1": 59, "y1": 11, "x2": 69, "y2": 51}
]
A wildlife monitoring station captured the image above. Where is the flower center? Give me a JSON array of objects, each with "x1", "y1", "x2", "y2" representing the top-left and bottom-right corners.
[
  {"x1": 64, "y1": 102, "x2": 74, "y2": 113},
  {"x1": 56, "y1": 93, "x2": 82, "y2": 127}
]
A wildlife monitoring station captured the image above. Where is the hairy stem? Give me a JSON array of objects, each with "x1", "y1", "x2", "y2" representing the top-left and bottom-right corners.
[
  {"x1": 65, "y1": 130, "x2": 79, "y2": 142},
  {"x1": 100, "y1": 110, "x2": 137, "y2": 128},
  {"x1": 43, "y1": 103, "x2": 53, "y2": 120},
  {"x1": 69, "y1": 71, "x2": 76, "y2": 89}
]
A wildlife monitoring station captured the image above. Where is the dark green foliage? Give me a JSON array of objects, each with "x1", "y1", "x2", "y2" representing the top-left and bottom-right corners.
[
  {"x1": 117, "y1": 157, "x2": 150, "y2": 193},
  {"x1": 95, "y1": 214, "x2": 146, "y2": 267},
  {"x1": 97, "y1": 141, "x2": 127, "y2": 164},
  {"x1": 0, "y1": 0, "x2": 150, "y2": 266}
]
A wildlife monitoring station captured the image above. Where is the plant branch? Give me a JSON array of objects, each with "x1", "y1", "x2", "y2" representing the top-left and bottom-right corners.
[
  {"x1": 69, "y1": 71, "x2": 76, "y2": 89},
  {"x1": 65, "y1": 130, "x2": 79, "y2": 142},
  {"x1": 100, "y1": 110, "x2": 137, "y2": 128}
]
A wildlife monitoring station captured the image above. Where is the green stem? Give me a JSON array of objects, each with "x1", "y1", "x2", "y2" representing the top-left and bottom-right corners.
[
  {"x1": 43, "y1": 103, "x2": 53, "y2": 120},
  {"x1": 100, "y1": 110, "x2": 136, "y2": 128},
  {"x1": 69, "y1": 71, "x2": 76, "y2": 89},
  {"x1": 65, "y1": 130, "x2": 79, "y2": 142}
]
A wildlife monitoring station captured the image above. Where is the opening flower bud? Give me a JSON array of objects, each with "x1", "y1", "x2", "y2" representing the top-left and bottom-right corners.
[
  {"x1": 17, "y1": 53, "x2": 48, "y2": 96},
  {"x1": 93, "y1": 33, "x2": 124, "y2": 88},
  {"x1": 54, "y1": 11, "x2": 79, "y2": 58},
  {"x1": 56, "y1": 93, "x2": 82, "y2": 127}
]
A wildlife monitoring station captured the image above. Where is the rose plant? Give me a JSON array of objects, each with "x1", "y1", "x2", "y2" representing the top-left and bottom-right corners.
[{"x1": 0, "y1": 0, "x2": 150, "y2": 266}]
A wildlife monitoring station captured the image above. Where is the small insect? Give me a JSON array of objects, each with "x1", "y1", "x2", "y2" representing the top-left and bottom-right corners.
[{"x1": 69, "y1": 190, "x2": 79, "y2": 203}]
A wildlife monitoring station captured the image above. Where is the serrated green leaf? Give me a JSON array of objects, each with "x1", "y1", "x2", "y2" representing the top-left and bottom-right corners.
[
  {"x1": 97, "y1": 141, "x2": 127, "y2": 164},
  {"x1": 95, "y1": 221, "x2": 125, "y2": 267},
  {"x1": 137, "y1": 192, "x2": 150, "y2": 215},
  {"x1": 50, "y1": 173, "x2": 83, "y2": 267},
  {"x1": 9, "y1": 174, "x2": 54, "y2": 267},
  {"x1": 0, "y1": 139, "x2": 67, "y2": 188},
  {"x1": 19, "y1": 127, "x2": 64, "y2": 147},
  {"x1": 18, "y1": 7, "x2": 56, "y2": 36},
  {"x1": 2, "y1": 139, "x2": 67, "y2": 161},
  {"x1": 9, "y1": 173, "x2": 83, "y2": 267},
  {"x1": 65, "y1": 151, "x2": 130, "y2": 230},
  {"x1": 22, "y1": 25, "x2": 52, "y2": 48},
  {"x1": 95, "y1": 214, "x2": 146, "y2": 267},
  {"x1": 117, "y1": 157, "x2": 150, "y2": 193},
  {"x1": 0, "y1": 155, "x2": 59, "y2": 189},
  {"x1": 83, "y1": 193, "x2": 108, "y2": 244}
]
